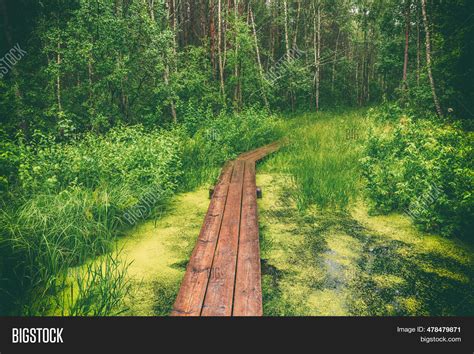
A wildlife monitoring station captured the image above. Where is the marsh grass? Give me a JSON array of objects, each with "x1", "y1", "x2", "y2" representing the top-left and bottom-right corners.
[
  {"x1": 62, "y1": 251, "x2": 131, "y2": 316},
  {"x1": 264, "y1": 109, "x2": 368, "y2": 210},
  {"x1": 0, "y1": 187, "x2": 133, "y2": 315}
]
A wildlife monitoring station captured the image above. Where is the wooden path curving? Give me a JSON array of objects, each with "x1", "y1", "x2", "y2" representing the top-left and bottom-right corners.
[{"x1": 171, "y1": 142, "x2": 280, "y2": 316}]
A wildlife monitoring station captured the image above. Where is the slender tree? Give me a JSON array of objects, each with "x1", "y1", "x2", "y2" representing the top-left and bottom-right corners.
[
  {"x1": 217, "y1": 0, "x2": 226, "y2": 98},
  {"x1": 402, "y1": 0, "x2": 411, "y2": 89},
  {"x1": 420, "y1": 0, "x2": 443, "y2": 117},
  {"x1": 250, "y1": 4, "x2": 269, "y2": 108},
  {"x1": 283, "y1": 0, "x2": 290, "y2": 56},
  {"x1": 313, "y1": 1, "x2": 321, "y2": 111},
  {"x1": 164, "y1": 0, "x2": 177, "y2": 122}
]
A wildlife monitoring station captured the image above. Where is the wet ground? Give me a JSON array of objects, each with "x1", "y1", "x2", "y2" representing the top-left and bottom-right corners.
[
  {"x1": 257, "y1": 173, "x2": 474, "y2": 316},
  {"x1": 116, "y1": 188, "x2": 209, "y2": 315},
  {"x1": 101, "y1": 171, "x2": 474, "y2": 316}
]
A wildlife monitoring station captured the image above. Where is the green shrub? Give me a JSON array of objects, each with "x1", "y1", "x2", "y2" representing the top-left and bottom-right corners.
[
  {"x1": 366, "y1": 102, "x2": 403, "y2": 123},
  {"x1": 0, "y1": 129, "x2": 20, "y2": 197},
  {"x1": 1, "y1": 110, "x2": 281, "y2": 314},
  {"x1": 1, "y1": 125, "x2": 183, "y2": 314},
  {"x1": 180, "y1": 108, "x2": 282, "y2": 189},
  {"x1": 361, "y1": 111, "x2": 473, "y2": 238},
  {"x1": 18, "y1": 125, "x2": 182, "y2": 196}
]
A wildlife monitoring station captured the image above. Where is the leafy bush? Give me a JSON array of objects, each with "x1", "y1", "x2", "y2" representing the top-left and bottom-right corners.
[
  {"x1": 366, "y1": 102, "x2": 403, "y2": 123},
  {"x1": 1, "y1": 110, "x2": 281, "y2": 314},
  {"x1": 180, "y1": 108, "x2": 282, "y2": 189},
  {"x1": 0, "y1": 129, "x2": 20, "y2": 197},
  {"x1": 361, "y1": 110, "x2": 473, "y2": 239},
  {"x1": 18, "y1": 125, "x2": 182, "y2": 196},
  {"x1": 1, "y1": 125, "x2": 182, "y2": 314}
]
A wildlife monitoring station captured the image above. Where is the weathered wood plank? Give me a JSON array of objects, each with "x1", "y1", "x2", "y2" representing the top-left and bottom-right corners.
[
  {"x1": 245, "y1": 143, "x2": 280, "y2": 162},
  {"x1": 172, "y1": 142, "x2": 280, "y2": 316},
  {"x1": 233, "y1": 161, "x2": 262, "y2": 316},
  {"x1": 201, "y1": 160, "x2": 245, "y2": 316},
  {"x1": 171, "y1": 162, "x2": 234, "y2": 316},
  {"x1": 237, "y1": 142, "x2": 280, "y2": 162}
]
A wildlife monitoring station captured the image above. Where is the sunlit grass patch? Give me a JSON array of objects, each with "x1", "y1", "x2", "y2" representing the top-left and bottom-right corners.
[
  {"x1": 264, "y1": 109, "x2": 368, "y2": 210},
  {"x1": 55, "y1": 250, "x2": 131, "y2": 316},
  {"x1": 307, "y1": 289, "x2": 347, "y2": 316},
  {"x1": 372, "y1": 274, "x2": 406, "y2": 289},
  {"x1": 397, "y1": 297, "x2": 425, "y2": 315},
  {"x1": 417, "y1": 264, "x2": 470, "y2": 284}
]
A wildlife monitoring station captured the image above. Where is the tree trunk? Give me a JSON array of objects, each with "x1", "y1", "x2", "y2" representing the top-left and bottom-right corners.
[
  {"x1": 223, "y1": 0, "x2": 230, "y2": 70},
  {"x1": 217, "y1": 0, "x2": 226, "y2": 98},
  {"x1": 420, "y1": 0, "x2": 443, "y2": 117},
  {"x1": 250, "y1": 6, "x2": 269, "y2": 108},
  {"x1": 283, "y1": 0, "x2": 290, "y2": 56},
  {"x1": 200, "y1": 0, "x2": 207, "y2": 39},
  {"x1": 210, "y1": 0, "x2": 216, "y2": 77},
  {"x1": 356, "y1": 62, "x2": 360, "y2": 106},
  {"x1": 233, "y1": 0, "x2": 241, "y2": 108},
  {"x1": 88, "y1": 55, "x2": 93, "y2": 100},
  {"x1": 332, "y1": 28, "x2": 340, "y2": 93},
  {"x1": 292, "y1": 0, "x2": 301, "y2": 49},
  {"x1": 416, "y1": 5, "x2": 421, "y2": 86},
  {"x1": 164, "y1": 0, "x2": 177, "y2": 123},
  {"x1": 402, "y1": 1, "x2": 410, "y2": 89},
  {"x1": 313, "y1": 2, "x2": 321, "y2": 111},
  {"x1": 57, "y1": 41, "x2": 62, "y2": 112},
  {"x1": 148, "y1": 0, "x2": 155, "y2": 21}
]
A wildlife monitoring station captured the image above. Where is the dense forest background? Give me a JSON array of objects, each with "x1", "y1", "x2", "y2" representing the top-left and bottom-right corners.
[
  {"x1": 0, "y1": 0, "x2": 473, "y2": 316},
  {"x1": 1, "y1": 0, "x2": 473, "y2": 136}
]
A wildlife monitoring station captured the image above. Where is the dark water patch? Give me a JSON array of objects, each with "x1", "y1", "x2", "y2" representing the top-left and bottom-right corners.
[
  {"x1": 323, "y1": 253, "x2": 346, "y2": 290},
  {"x1": 294, "y1": 212, "x2": 474, "y2": 316},
  {"x1": 261, "y1": 259, "x2": 284, "y2": 286},
  {"x1": 348, "y1": 225, "x2": 474, "y2": 316},
  {"x1": 260, "y1": 171, "x2": 474, "y2": 316},
  {"x1": 151, "y1": 279, "x2": 181, "y2": 316},
  {"x1": 170, "y1": 259, "x2": 189, "y2": 270}
]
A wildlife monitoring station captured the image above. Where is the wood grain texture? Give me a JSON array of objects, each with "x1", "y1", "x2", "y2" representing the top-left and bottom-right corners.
[
  {"x1": 171, "y1": 163, "x2": 234, "y2": 316},
  {"x1": 172, "y1": 142, "x2": 280, "y2": 316},
  {"x1": 201, "y1": 160, "x2": 245, "y2": 316},
  {"x1": 233, "y1": 161, "x2": 262, "y2": 316}
]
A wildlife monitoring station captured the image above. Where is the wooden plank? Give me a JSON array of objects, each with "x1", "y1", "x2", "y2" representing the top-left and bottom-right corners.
[
  {"x1": 237, "y1": 142, "x2": 279, "y2": 162},
  {"x1": 171, "y1": 162, "x2": 234, "y2": 316},
  {"x1": 247, "y1": 144, "x2": 280, "y2": 162},
  {"x1": 200, "y1": 160, "x2": 245, "y2": 316},
  {"x1": 172, "y1": 142, "x2": 281, "y2": 316},
  {"x1": 239, "y1": 143, "x2": 280, "y2": 162},
  {"x1": 233, "y1": 161, "x2": 263, "y2": 316}
]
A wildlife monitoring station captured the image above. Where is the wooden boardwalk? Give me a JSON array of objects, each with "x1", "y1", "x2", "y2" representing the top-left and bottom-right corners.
[{"x1": 171, "y1": 142, "x2": 280, "y2": 316}]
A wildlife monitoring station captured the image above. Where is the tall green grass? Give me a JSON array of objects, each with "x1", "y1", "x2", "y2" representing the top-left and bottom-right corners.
[
  {"x1": 180, "y1": 108, "x2": 283, "y2": 190},
  {"x1": 264, "y1": 110, "x2": 367, "y2": 210},
  {"x1": 1, "y1": 126, "x2": 182, "y2": 315},
  {"x1": 63, "y1": 251, "x2": 130, "y2": 316},
  {"x1": 0, "y1": 109, "x2": 282, "y2": 315}
]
